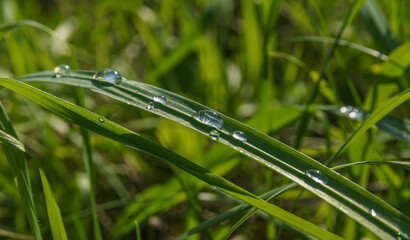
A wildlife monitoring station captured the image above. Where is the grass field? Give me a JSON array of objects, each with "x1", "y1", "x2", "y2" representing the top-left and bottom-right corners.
[{"x1": 0, "y1": 0, "x2": 409, "y2": 239}]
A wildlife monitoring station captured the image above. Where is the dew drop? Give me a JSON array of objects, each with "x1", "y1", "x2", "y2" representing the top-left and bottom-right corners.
[
  {"x1": 147, "y1": 102, "x2": 154, "y2": 110},
  {"x1": 370, "y1": 209, "x2": 377, "y2": 217},
  {"x1": 193, "y1": 110, "x2": 223, "y2": 130},
  {"x1": 209, "y1": 130, "x2": 220, "y2": 140},
  {"x1": 305, "y1": 169, "x2": 328, "y2": 185},
  {"x1": 54, "y1": 64, "x2": 71, "y2": 78},
  {"x1": 340, "y1": 105, "x2": 362, "y2": 120},
  {"x1": 232, "y1": 131, "x2": 247, "y2": 142},
  {"x1": 397, "y1": 233, "x2": 409, "y2": 240},
  {"x1": 98, "y1": 117, "x2": 105, "y2": 123},
  {"x1": 153, "y1": 95, "x2": 167, "y2": 105},
  {"x1": 339, "y1": 106, "x2": 352, "y2": 114},
  {"x1": 93, "y1": 68, "x2": 123, "y2": 85}
]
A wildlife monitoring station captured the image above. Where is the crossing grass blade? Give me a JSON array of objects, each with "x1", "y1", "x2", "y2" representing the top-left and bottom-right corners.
[
  {"x1": 0, "y1": 78, "x2": 342, "y2": 240},
  {"x1": 15, "y1": 70, "x2": 410, "y2": 239},
  {"x1": 39, "y1": 169, "x2": 68, "y2": 240}
]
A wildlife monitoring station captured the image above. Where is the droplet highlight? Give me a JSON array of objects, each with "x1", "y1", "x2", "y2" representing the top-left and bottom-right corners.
[
  {"x1": 54, "y1": 64, "x2": 71, "y2": 78},
  {"x1": 193, "y1": 110, "x2": 223, "y2": 130},
  {"x1": 209, "y1": 130, "x2": 220, "y2": 140},
  {"x1": 93, "y1": 68, "x2": 123, "y2": 85},
  {"x1": 98, "y1": 117, "x2": 105, "y2": 123},
  {"x1": 147, "y1": 102, "x2": 154, "y2": 110},
  {"x1": 370, "y1": 209, "x2": 377, "y2": 217},
  {"x1": 232, "y1": 131, "x2": 247, "y2": 142},
  {"x1": 340, "y1": 105, "x2": 362, "y2": 120},
  {"x1": 153, "y1": 95, "x2": 167, "y2": 105},
  {"x1": 397, "y1": 233, "x2": 409, "y2": 240},
  {"x1": 305, "y1": 169, "x2": 328, "y2": 185}
]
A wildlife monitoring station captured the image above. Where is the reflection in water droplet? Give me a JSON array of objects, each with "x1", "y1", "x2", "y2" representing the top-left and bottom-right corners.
[
  {"x1": 193, "y1": 110, "x2": 223, "y2": 130},
  {"x1": 98, "y1": 117, "x2": 105, "y2": 123},
  {"x1": 153, "y1": 95, "x2": 167, "y2": 105},
  {"x1": 305, "y1": 169, "x2": 328, "y2": 185},
  {"x1": 54, "y1": 64, "x2": 71, "y2": 78},
  {"x1": 209, "y1": 130, "x2": 220, "y2": 140},
  {"x1": 397, "y1": 232, "x2": 409, "y2": 240},
  {"x1": 370, "y1": 209, "x2": 377, "y2": 217},
  {"x1": 340, "y1": 105, "x2": 362, "y2": 120},
  {"x1": 147, "y1": 102, "x2": 154, "y2": 110},
  {"x1": 93, "y1": 68, "x2": 123, "y2": 84},
  {"x1": 232, "y1": 131, "x2": 247, "y2": 142}
]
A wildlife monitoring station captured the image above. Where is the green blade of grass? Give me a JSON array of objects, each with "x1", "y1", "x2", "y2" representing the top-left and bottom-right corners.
[
  {"x1": 17, "y1": 70, "x2": 410, "y2": 239},
  {"x1": 39, "y1": 169, "x2": 68, "y2": 240},
  {"x1": 0, "y1": 102, "x2": 42, "y2": 240},
  {"x1": 288, "y1": 36, "x2": 389, "y2": 60},
  {"x1": 0, "y1": 78, "x2": 342, "y2": 240}
]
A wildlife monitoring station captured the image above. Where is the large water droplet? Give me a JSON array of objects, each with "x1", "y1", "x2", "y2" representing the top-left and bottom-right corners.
[
  {"x1": 397, "y1": 233, "x2": 409, "y2": 240},
  {"x1": 193, "y1": 110, "x2": 223, "y2": 130},
  {"x1": 305, "y1": 170, "x2": 328, "y2": 185},
  {"x1": 232, "y1": 131, "x2": 247, "y2": 142},
  {"x1": 93, "y1": 68, "x2": 123, "y2": 84},
  {"x1": 54, "y1": 64, "x2": 71, "y2": 78},
  {"x1": 153, "y1": 95, "x2": 167, "y2": 105},
  {"x1": 147, "y1": 102, "x2": 154, "y2": 110},
  {"x1": 370, "y1": 209, "x2": 377, "y2": 217},
  {"x1": 209, "y1": 130, "x2": 220, "y2": 140},
  {"x1": 98, "y1": 117, "x2": 105, "y2": 123}
]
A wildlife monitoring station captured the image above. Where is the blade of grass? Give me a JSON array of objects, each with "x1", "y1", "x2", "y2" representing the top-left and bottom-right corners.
[
  {"x1": 39, "y1": 169, "x2": 68, "y2": 240},
  {"x1": 0, "y1": 101, "x2": 42, "y2": 240},
  {"x1": 0, "y1": 78, "x2": 342, "y2": 240},
  {"x1": 17, "y1": 70, "x2": 410, "y2": 239}
]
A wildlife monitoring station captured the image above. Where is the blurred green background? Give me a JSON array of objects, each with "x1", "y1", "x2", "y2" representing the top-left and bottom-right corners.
[{"x1": 0, "y1": 0, "x2": 409, "y2": 239}]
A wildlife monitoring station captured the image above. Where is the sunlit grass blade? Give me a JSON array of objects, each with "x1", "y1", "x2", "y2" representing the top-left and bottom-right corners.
[
  {"x1": 16, "y1": 70, "x2": 410, "y2": 239},
  {"x1": 39, "y1": 169, "x2": 68, "y2": 240},
  {"x1": 0, "y1": 102, "x2": 42, "y2": 240},
  {"x1": 0, "y1": 78, "x2": 342, "y2": 240}
]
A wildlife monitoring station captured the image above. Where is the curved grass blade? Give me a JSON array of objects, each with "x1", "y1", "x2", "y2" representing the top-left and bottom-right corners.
[
  {"x1": 39, "y1": 169, "x2": 68, "y2": 240},
  {"x1": 0, "y1": 78, "x2": 342, "y2": 240},
  {"x1": 16, "y1": 70, "x2": 410, "y2": 239}
]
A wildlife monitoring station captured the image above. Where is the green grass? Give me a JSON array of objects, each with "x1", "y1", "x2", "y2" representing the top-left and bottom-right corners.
[{"x1": 0, "y1": 0, "x2": 409, "y2": 239}]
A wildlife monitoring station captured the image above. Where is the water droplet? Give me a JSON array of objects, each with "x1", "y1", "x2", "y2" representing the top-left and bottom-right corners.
[
  {"x1": 98, "y1": 117, "x2": 105, "y2": 123},
  {"x1": 397, "y1": 233, "x2": 409, "y2": 240},
  {"x1": 54, "y1": 64, "x2": 71, "y2": 78},
  {"x1": 340, "y1": 105, "x2": 362, "y2": 120},
  {"x1": 147, "y1": 102, "x2": 154, "y2": 110},
  {"x1": 153, "y1": 95, "x2": 167, "y2": 105},
  {"x1": 193, "y1": 110, "x2": 223, "y2": 130},
  {"x1": 93, "y1": 68, "x2": 123, "y2": 84},
  {"x1": 339, "y1": 106, "x2": 352, "y2": 114},
  {"x1": 370, "y1": 209, "x2": 377, "y2": 217},
  {"x1": 232, "y1": 131, "x2": 247, "y2": 142},
  {"x1": 305, "y1": 170, "x2": 328, "y2": 185},
  {"x1": 209, "y1": 130, "x2": 220, "y2": 140}
]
